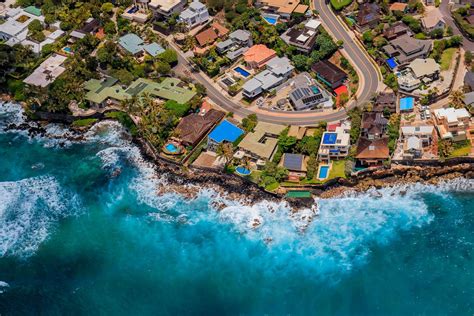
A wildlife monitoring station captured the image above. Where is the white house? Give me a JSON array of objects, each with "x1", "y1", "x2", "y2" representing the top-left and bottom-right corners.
[
  {"x1": 0, "y1": 7, "x2": 45, "y2": 43},
  {"x1": 318, "y1": 123, "x2": 351, "y2": 161},
  {"x1": 178, "y1": 0, "x2": 209, "y2": 29}
]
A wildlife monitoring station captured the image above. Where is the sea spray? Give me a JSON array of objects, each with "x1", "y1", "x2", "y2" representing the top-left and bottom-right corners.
[{"x1": 0, "y1": 176, "x2": 83, "y2": 258}]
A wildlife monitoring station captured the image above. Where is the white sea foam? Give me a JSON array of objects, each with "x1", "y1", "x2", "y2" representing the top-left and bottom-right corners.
[
  {"x1": 0, "y1": 102, "x2": 26, "y2": 131},
  {"x1": 0, "y1": 281, "x2": 9, "y2": 294},
  {"x1": 0, "y1": 176, "x2": 82, "y2": 258}
]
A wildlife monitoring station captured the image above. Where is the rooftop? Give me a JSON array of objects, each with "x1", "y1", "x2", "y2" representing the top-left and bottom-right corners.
[
  {"x1": 282, "y1": 153, "x2": 307, "y2": 172},
  {"x1": 23, "y1": 54, "x2": 67, "y2": 88},
  {"x1": 312, "y1": 60, "x2": 347, "y2": 85},
  {"x1": 434, "y1": 107, "x2": 470, "y2": 123},
  {"x1": 259, "y1": 0, "x2": 302, "y2": 14},
  {"x1": 118, "y1": 33, "x2": 144, "y2": 55},
  {"x1": 208, "y1": 120, "x2": 244, "y2": 144},
  {"x1": 195, "y1": 27, "x2": 218, "y2": 46},
  {"x1": 357, "y1": 2, "x2": 380, "y2": 26},
  {"x1": 243, "y1": 44, "x2": 276, "y2": 66},
  {"x1": 408, "y1": 58, "x2": 440, "y2": 78},
  {"x1": 176, "y1": 109, "x2": 225, "y2": 146},
  {"x1": 389, "y1": 2, "x2": 407, "y2": 11},
  {"x1": 238, "y1": 122, "x2": 286, "y2": 159},
  {"x1": 356, "y1": 138, "x2": 390, "y2": 159},
  {"x1": 400, "y1": 97, "x2": 415, "y2": 111},
  {"x1": 421, "y1": 8, "x2": 444, "y2": 29},
  {"x1": 401, "y1": 125, "x2": 434, "y2": 136}
]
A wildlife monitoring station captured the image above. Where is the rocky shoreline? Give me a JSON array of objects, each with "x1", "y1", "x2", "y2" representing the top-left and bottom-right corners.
[{"x1": 2, "y1": 99, "x2": 473, "y2": 211}]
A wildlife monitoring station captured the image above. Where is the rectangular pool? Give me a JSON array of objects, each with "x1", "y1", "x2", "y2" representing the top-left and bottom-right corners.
[
  {"x1": 234, "y1": 67, "x2": 250, "y2": 77},
  {"x1": 318, "y1": 166, "x2": 329, "y2": 179}
]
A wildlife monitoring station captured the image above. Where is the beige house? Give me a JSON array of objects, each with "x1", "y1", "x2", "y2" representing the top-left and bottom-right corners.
[
  {"x1": 237, "y1": 122, "x2": 286, "y2": 165},
  {"x1": 433, "y1": 107, "x2": 471, "y2": 142},
  {"x1": 421, "y1": 9, "x2": 446, "y2": 32}
]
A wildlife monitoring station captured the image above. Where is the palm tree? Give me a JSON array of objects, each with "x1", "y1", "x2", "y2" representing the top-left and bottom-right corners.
[
  {"x1": 449, "y1": 89, "x2": 465, "y2": 109},
  {"x1": 216, "y1": 142, "x2": 234, "y2": 166}
]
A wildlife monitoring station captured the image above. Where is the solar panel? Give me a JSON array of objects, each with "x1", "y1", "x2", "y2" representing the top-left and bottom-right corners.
[{"x1": 284, "y1": 154, "x2": 303, "y2": 171}]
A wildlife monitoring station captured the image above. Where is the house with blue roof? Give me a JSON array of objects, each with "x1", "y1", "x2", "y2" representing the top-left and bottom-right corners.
[
  {"x1": 118, "y1": 33, "x2": 165, "y2": 58},
  {"x1": 400, "y1": 97, "x2": 414, "y2": 112},
  {"x1": 207, "y1": 120, "x2": 244, "y2": 151},
  {"x1": 318, "y1": 122, "x2": 351, "y2": 161}
]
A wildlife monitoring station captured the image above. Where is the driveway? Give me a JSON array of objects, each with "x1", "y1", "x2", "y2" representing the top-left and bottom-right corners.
[{"x1": 440, "y1": 0, "x2": 474, "y2": 52}]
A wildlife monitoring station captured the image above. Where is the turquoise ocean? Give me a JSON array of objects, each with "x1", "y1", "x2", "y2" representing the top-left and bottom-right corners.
[{"x1": 0, "y1": 102, "x2": 473, "y2": 315}]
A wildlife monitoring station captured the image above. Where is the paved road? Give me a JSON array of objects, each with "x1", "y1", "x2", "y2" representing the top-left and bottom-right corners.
[
  {"x1": 168, "y1": 0, "x2": 380, "y2": 126},
  {"x1": 440, "y1": 0, "x2": 474, "y2": 52}
]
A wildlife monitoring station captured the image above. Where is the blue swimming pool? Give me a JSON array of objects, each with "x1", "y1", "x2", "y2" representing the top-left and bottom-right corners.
[
  {"x1": 263, "y1": 14, "x2": 278, "y2": 25},
  {"x1": 322, "y1": 132, "x2": 338, "y2": 145},
  {"x1": 165, "y1": 143, "x2": 179, "y2": 153},
  {"x1": 234, "y1": 67, "x2": 250, "y2": 77},
  {"x1": 318, "y1": 165, "x2": 329, "y2": 179},
  {"x1": 63, "y1": 47, "x2": 72, "y2": 53},
  {"x1": 236, "y1": 166, "x2": 251, "y2": 176},
  {"x1": 127, "y1": 6, "x2": 139, "y2": 14}
]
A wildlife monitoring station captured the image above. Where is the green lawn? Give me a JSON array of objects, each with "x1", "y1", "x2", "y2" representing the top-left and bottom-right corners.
[
  {"x1": 72, "y1": 118, "x2": 98, "y2": 127},
  {"x1": 330, "y1": 0, "x2": 353, "y2": 10},
  {"x1": 328, "y1": 160, "x2": 346, "y2": 179},
  {"x1": 440, "y1": 48, "x2": 457, "y2": 71},
  {"x1": 265, "y1": 182, "x2": 280, "y2": 191},
  {"x1": 449, "y1": 140, "x2": 471, "y2": 157}
]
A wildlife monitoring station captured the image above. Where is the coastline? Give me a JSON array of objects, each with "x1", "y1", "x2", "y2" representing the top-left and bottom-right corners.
[{"x1": 2, "y1": 98, "x2": 473, "y2": 210}]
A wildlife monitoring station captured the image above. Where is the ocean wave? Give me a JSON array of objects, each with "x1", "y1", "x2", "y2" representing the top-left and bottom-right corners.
[
  {"x1": 0, "y1": 102, "x2": 26, "y2": 131},
  {"x1": 0, "y1": 176, "x2": 83, "y2": 258},
  {"x1": 0, "y1": 281, "x2": 9, "y2": 294}
]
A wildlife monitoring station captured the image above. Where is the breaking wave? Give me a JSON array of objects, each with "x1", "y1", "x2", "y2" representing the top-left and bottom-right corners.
[{"x1": 0, "y1": 176, "x2": 82, "y2": 258}]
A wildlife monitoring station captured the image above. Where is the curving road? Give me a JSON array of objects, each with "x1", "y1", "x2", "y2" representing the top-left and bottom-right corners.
[
  {"x1": 168, "y1": 0, "x2": 380, "y2": 125},
  {"x1": 440, "y1": 0, "x2": 474, "y2": 52}
]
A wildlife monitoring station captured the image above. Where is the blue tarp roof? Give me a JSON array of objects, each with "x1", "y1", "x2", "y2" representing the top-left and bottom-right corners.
[
  {"x1": 400, "y1": 97, "x2": 414, "y2": 111},
  {"x1": 386, "y1": 58, "x2": 397, "y2": 69},
  {"x1": 208, "y1": 120, "x2": 244, "y2": 143},
  {"x1": 322, "y1": 132, "x2": 338, "y2": 145}
]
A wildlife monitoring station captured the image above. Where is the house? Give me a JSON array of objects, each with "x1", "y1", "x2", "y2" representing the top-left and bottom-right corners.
[
  {"x1": 361, "y1": 112, "x2": 388, "y2": 139},
  {"x1": 175, "y1": 109, "x2": 225, "y2": 147},
  {"x1": 70, "y1": 18, "x2": 101, "y2": 42},
  {"x1": 84, "y1": 77, "x2": 196, "y2": 106},
  {"x1": 400, "y1": 97, "x2": 415, "y2": 112},
  {"x1": 465, "y1": 91, "x2": 474, "y2": 108},
  {"x1": 403, "y1": 136, "x2": 423, "y2": 159},
  {"x1": 118, "y1": 33, "x2": 165, "y2": 58},
  {"x1": 22, "y1": 28, "x2": 64, "y2": 54},
  {"x1": 216, "y1": 29, "x2": 253, "y2": 60},
  {"x1": 355, "y1": 2, "x2": 380, "y2": 32},
  {"x1": 281, "y1": 153, "x2": 307, "y2": 180},
  {"x1": 318, "y1": 124, "x2": 351, "y2": 161},
  {"x1": 398, "y1": 58, "x2": 440, "y2": 92},
  {"x1": 355, "y1": 138, "x2": 390, "y2": 166},
  {"x1": 382, "y1": 35, "x2": 432, "y2": 65},
  {"x1": 389, "y1": 2, "x2": 408, "y2": 13},
  {"x1": 122, "y1": 0, "x2": 151, "y2": 23},
  {"x1": 401, "y1": 125, "x2": 435, "y2": 146},
  {"x1": 237, "y1": 122, "x2": 286, "y2": 161},
  {"x1": 287, "y1": 125, "x2": 307, "y2": 140},
  {"x1": 288, "y1": 72, "x2": 332, "y2": 110},
  {"x1": 179, "y1": 0, "x2": 209, "y2": 29},
  {"x1": 280, "y1": 19, "x2": 321, "y2": 53},
  {"x1": 374, "y1": 92, "x2": 397, "y2": 113},
  {"x1": 207, "y1": 119, "x2": 244, "y2": 151},
  {"x1": 194, "y1": 22, "x2": 229, "y2": 47},
  {"x1": 433, "y1": 107, "x2": 471, "y2": 141},
  {"x1": 255, "y1": 0, "x2": 308, "y2": 19},
  {"x1": 464, "y1": 71, "x2": 474, "y2": 92},
  {"x1": 0, "y1": 6, "x2": 45, "y2": 43},
  {"x1": 383, "y1": 22, "x2": 410, "y2": 40},
  {"x1": 149, "y1": 0, "x2": 186, "y2": 18},
  {"x1": 242, "y1": 56, "x2": 294, "y2": 98},
  {"x1": 23, "y1": 53, "x2": 67, "y2": 88},
  {"x1": 195, "y1": 28, "x2": 218, "y2": 47},
  {"x1": 311, "y1": 60, "x2": 347, "y2": 89},
  {"x1": 243, "y1": 44, "x2": 277, "y2": 69},
  {"x1": 421, "y1": 9, "x2": 445, "y2": 32}
]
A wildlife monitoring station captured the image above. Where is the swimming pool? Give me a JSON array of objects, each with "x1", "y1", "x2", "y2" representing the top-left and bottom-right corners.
[
  {"x1": 234, "y1": 67, "x2": 250, "y2": 77},
  {"x1": 236, "y1": 166, "x2": 251, "y2": 176},
  {"x1": 318, "y1": 165, "x2": 329, "y2": 179},
  {"x1": 165, "y1": 143, "x2": 179, "y2": 153},
  {"x1": 263, "y1": 14, "x2": 279, "y2": 25},
  {"x1": 62, "y1": 47, "x2": 72, "y2": 54}
]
